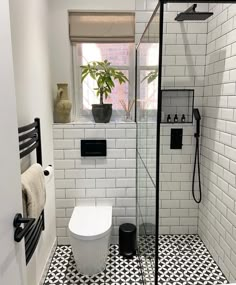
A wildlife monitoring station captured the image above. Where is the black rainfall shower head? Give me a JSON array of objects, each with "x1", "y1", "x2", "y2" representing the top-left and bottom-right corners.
[{"x1": 175, "y1": 4, "x2": 213, "y2": 21}]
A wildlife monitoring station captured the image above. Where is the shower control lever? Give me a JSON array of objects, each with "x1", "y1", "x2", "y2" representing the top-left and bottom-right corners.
[{"x1": 170, "y1": 128, "x2": 183, "y2": 149}]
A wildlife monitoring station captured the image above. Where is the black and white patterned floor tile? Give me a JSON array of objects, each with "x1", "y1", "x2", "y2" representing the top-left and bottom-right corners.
[
  {"x1": 44, "y1": 244, "x2": 143, "y2": 285},
  {"x1": 44, "y1": 235, "x2": 228, "y2": 285},
  {"x1": 139, "y1": 234, "x2": 228, "y2": 285}
]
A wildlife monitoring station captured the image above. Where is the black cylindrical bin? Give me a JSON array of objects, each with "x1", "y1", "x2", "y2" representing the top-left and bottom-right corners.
[{"x1": 119, "y1": 223, "x2": 136, "y2": 258}]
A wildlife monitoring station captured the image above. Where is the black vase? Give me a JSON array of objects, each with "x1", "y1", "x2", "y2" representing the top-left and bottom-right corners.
[{"x1": 92, "y1": 104, "x2": 112, "y2": 123}]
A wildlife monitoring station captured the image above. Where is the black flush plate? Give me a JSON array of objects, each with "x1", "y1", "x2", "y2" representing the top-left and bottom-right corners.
[
  {"x1": 170, "y1": 129, "x2": 183, "y2": 149},
  {"x1": 81, "y1": 140, "x2": 107, "y2": 157}
]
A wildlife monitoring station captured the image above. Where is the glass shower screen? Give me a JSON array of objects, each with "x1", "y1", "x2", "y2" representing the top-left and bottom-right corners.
[{"x1": 136, "y1": 4, "x2": 160, "y2": 284}]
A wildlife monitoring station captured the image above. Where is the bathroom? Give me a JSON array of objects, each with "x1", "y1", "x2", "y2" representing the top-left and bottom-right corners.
[{"x1": 1, "y1": 0, "x2": 236, "y2": 284}]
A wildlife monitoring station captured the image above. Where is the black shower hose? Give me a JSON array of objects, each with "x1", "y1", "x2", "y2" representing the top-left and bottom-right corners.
[{"x1": 192, "y1": 136, "x2": 202, "y2": 203}]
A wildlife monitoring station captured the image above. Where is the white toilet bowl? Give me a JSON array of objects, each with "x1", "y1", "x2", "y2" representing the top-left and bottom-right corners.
[{"x1": 68, "y1": 206, "x2": 112, "y2": 276}]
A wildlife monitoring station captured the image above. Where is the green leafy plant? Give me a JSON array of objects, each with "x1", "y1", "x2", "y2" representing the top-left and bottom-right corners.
[
  {"x1": 81, "y1": 60, "x2": 129, "y2": 104},
  {"x1": 142, "y1": 69, "x2": 158, "y2": 84}
]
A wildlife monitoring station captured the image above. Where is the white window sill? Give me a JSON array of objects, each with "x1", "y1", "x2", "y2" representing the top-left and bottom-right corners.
[{"x1": 53, "y1": 118, "x2": 136, "y2": 128}]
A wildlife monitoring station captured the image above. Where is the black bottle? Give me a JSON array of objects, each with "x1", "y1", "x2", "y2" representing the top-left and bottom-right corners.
[
  {"x1": 167, "y1": 114, "x2": 171, "y2": 123},
  {"x1": 174, "y1": 114, "x2": 178, "y2": 123},
  {"x1": 181, "y1": 114, "x2": 186, "y2": 123}
]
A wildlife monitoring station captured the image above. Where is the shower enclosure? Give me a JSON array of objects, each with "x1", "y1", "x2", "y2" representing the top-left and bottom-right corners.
[
  {"x1": 136, "y1": 3, "x2": 160, "y2": 283},
  {"x1": 136, "y1": 1, "x2": 236, "y2": 284}
]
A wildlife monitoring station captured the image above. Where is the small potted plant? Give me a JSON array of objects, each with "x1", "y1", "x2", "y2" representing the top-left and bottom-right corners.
[{"x1": 81, "y1": 60, "x2": 129, "y2": 123}]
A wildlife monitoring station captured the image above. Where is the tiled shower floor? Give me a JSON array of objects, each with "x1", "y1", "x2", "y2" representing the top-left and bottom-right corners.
[
  {"x1": 139, "y1": 234, "x2": 228, "y2": 285},
  {"x1": 44, "y1": 235, "x2": 228, "y2": 285}
]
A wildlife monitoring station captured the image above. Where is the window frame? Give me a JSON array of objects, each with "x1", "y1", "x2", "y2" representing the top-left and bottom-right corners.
[{"x1": 72, "y1": 42, "x2": 135, "y2": 121}]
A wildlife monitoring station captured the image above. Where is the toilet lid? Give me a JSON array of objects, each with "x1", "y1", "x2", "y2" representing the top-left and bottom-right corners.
[{"x1": 69, "y1": 206, "x2": 112, "y2": 240}]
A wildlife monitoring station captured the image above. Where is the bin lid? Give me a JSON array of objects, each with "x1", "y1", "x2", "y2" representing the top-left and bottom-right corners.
[{"x1": 120, "y1": 223, "x2": 136, "y2": 233}]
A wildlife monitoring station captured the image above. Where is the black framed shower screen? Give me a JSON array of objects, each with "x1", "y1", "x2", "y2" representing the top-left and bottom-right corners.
[{"x1": 136, "y1": 1, "x2": 236, "y2": 284}]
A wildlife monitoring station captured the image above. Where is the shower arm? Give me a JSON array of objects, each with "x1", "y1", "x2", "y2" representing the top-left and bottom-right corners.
[{"x1": 184, "y1": 4, "x2": 197, "y2": 14}]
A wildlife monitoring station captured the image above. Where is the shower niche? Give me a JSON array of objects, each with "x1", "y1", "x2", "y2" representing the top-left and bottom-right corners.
[{"x1": 161, "y1": 89, "x2": 194, "y2": 124}]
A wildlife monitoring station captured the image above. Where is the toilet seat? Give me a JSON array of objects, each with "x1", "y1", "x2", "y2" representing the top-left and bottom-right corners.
[{"x1": 69, "y1": 206, "x2": 112, "y2": 241}]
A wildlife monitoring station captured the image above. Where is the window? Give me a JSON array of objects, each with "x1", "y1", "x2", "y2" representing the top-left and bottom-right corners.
[
  {"x1": 69, "y1": 12, "x2": 135, "y2": 119},
  {"x1": 138, "y1": 43, "x2": 159, "y2": 111},
  {"x1": 72, "y1": 43, "x2": 134, "y2": 117}
]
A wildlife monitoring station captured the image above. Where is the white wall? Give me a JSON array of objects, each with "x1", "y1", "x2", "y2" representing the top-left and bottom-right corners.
[
  {"x1": 48, "y1": 0, "x2": 159, "y2": 103},
  {"x1": 49, "y1": 0, "x2": 205, "y2": 238},
  {"x1": 135, "y1": 0, "x2": 159, "y2": 43},
  {"x1": 199, "y1": 3, "x2": 236, "y2": 282},
  {"x1": 9, "y1": 1, "x2": 56, "y2": 284},
  {"x1": 53, "y1": 122, "x2": 136, "y2": 244},
  {"x1": 0, "y1": 1, "x2": 27, "y2": 284},
  {"x1": 49, "y1": 0, "x2": 136, "y2": 106},
  {"x1": 49, "y1": 0, "x2": 161, "y2": 245},
  {"x1": 48, "y1": 0, "x2": 157, "y2": 244}
]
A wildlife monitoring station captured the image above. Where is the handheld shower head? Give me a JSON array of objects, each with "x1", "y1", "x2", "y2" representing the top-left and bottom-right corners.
[
  {"x1": 193, "y1": 108, "x2": 201, "y2": 138},
  {"x1": 193, "y1": 108, "x2": 201, "y2": 121},
  {"x1": 192, "y1": 108, "x2": 202, "y2": 204}
]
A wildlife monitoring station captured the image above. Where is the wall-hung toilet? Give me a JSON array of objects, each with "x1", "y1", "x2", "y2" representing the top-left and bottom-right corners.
[{"x1": 68, "y1": 206, "x2": 112, "y2": 276}]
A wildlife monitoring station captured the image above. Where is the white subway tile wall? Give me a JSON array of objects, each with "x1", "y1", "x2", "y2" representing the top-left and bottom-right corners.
[
  {"x1": 159, "y1": 124, "x2": 199, "y2": 234},
  {"x1": 53, "y1": 123, "x2": 136, "y2": 244},
  {"x1": 51, "y1": 1, "x2": 236, "y2": 282},
  {"x1": 158, "y1": 2, "x2": 208, "y2": 234},
  {"x1": 199, "y1": 3, "x2": 236, "y2": 282},
  {"x1": 135, "y1": 0, "x2": 158, "y2": 43},
  {"x1": 135, "y1": 1, "x2": 206, "y2": 240},
  {"x1": 162, "y1": 3, "x2": 207, "y2": 102},
  {"x1": 160, "y1": 3, "x2": 236, "y2": 280}
]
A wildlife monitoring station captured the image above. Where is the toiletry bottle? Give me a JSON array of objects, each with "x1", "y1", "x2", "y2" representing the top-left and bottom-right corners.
[
  {"x1": 181, "y1": 114, "x2": 185, "y2": 123},
  {"x1": 167, "y1": 114, "x2": 171, "y2": 123},
  {"x1": 174, "y1": 114, "x2": 178, "y2": 123}
]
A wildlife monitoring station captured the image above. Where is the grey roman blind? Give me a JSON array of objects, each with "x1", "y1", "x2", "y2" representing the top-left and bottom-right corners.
[{"x1": 69, "y1": 12, "x2": 135, "y2": 43}]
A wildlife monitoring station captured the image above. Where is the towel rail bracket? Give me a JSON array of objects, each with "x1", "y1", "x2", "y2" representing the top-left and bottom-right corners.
[{"x1": 13, "y1": 213, "x2": 35, "y2": 242}]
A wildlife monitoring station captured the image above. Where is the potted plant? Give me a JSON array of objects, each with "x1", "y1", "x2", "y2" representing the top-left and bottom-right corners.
[{"x1": 81, "y1": 59, "x2": 129, "y2": 123}]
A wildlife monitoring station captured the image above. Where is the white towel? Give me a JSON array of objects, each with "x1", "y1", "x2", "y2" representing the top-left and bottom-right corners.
[{"x1": 21, "y1": 163, "x2": 46, "y2": 219}]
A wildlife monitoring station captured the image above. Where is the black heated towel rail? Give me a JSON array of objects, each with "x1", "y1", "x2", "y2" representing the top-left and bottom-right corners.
[
  {"x1": 13, "y1": 118, "x2": 45, "y2": 265},
  {"x1": 13, "y1": 214, "x2": 35, "y2": 242}
]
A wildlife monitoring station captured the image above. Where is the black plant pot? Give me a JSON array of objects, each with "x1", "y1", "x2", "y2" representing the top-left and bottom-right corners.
[{"x1": 92, "y1": 104, "x2": 112, "y2": 123}]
